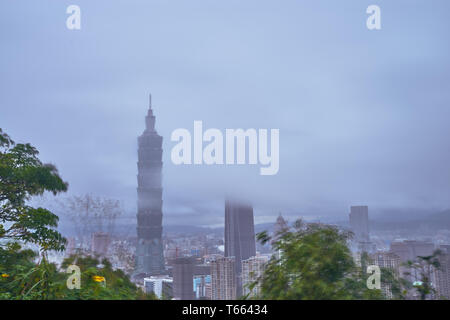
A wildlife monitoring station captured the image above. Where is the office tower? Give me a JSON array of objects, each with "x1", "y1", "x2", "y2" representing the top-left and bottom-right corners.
[
  {"x1": 135, "y1": 95, "x2": 165, "y2": 277},
  {"x1": 91, "y1": 232, "x2": 109, "y2": 256},
  {"x1": 370, "y1": 252, "x2": 401, "y2": 299},
  {"x1": 211, "y1": 256, "x2": 236, "y2": 300},
  {"x1": 173, "y1": 257, "x2": 195, "y2": 300},
  {"x1": 349, "y1": 206, "x2": 370, "y2": 242},
  {"x1": 193, "y1": 275, "x2": 211, "y2": 300},
  {"x1": 144, "y1": 276, "x2": 173, "y2": 299},
  {"x1": 224, "y1": 200, "x2": 256, "y2": 297},
  {"x1": 242, "y1": 255, "x2": 269, "y2": 298}
]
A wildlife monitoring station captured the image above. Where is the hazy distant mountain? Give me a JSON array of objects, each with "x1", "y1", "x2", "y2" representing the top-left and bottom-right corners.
[
  {"x1": 370, "y1": 209, "x2": 450, "y2": 231},
  {"x1": 58, "y1": 208, "x2": 450, "y2": 238}
]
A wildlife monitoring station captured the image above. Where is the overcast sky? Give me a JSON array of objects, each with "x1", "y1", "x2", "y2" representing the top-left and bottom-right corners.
[{"x1": 1, "y1": 1, "x2": 450, "y2": 227}]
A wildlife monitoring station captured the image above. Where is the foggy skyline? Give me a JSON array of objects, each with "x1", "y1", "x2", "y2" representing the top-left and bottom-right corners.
[{"x1": 1, "y1": 1, "x2": 450, "y2": 226}]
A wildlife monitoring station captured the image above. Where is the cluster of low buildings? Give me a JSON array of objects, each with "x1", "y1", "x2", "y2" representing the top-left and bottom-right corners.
[{"x1": 348, "y1": 206, "x2": 450, "y2": 299}]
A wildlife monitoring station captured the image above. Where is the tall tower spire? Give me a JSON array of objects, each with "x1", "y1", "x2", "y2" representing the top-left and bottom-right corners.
[
  {"x1": 134, "y1": 94, "x2": 165, "y2": 278},
  {"x1": 145, "y1": 93, "x2": 156, "y2": 132}
]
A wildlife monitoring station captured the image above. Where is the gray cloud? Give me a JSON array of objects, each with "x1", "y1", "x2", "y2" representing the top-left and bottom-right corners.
[{"x1": 1, "y1": 0, "x2": 450, "y2": 227}]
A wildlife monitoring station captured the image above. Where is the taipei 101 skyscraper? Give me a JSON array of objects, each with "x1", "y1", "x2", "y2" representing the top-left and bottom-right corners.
[{"x1": 134, "y1": 95, "x2": 165, "y2": 276}]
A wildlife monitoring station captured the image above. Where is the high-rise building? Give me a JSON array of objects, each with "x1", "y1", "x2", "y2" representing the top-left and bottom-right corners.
[
  {"x1": 211, "y1": 256, "x2": 236, "y2": 300},
  {"x1": 135, "y1": 95, "x2": 165, "y2": 277},
  {"x1": 242, "y1": 255, "x2": 269, "y2": 298},
  {"x1": 173, "y1": 257, "x2": 195, "y2": 300},
  {"x1": 349, "y1": 206, "x2": 370, "y2": 242},
  {"x1": 224, "y1": 200, "x2": 256, "y2": 297},
  {"x1": 91, "y1": 232, "x2": 109, "y2": 256}
]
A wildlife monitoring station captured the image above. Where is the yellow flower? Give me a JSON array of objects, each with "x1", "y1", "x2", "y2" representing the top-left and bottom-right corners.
[
  {"x1": 1, "y1": 273, "x2": 9, "y2": 278},
  {"x1": 92, "y1": 275, "x2": 105, "y2": 282}
]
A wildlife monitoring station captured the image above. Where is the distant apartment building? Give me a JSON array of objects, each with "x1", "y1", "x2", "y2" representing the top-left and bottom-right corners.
[
  {"x1": 224, "y1": 200, "x2": 256, "y2": 297},
  {"x1": 433, "y1": 245, "x2": 450, "y2": 299},
  {"x1": 172, "y1": 257, "x2": 195, "y2": 300},
  {"x1": 193, "y1": 264, "x2": 212, "y2": 299},
  {"x1": 211, "y1": 256, "x2": 236, "y2": 300},
  {"x1": 242, "y1": 255, "x2": 269, "y2": 298},
  {"x1": 390, "y1": 240, "x2": 436, "y2": 299},
  {"x1": 390, "y1": 240, "x2": 435, "y2": 263},
  {"x1": 144, "y1": 276, "x2": 173, "y2": 299},
  {"x1": 91, "y1": 232, "x2": 109, "y2": 256},
  {"x1": 370, "y1": 252, "x2": 401, "y2": 299}
]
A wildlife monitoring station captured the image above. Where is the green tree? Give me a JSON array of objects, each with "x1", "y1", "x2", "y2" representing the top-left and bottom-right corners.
[
  {"x1": 59, "y1": 255, "x2": 156, "y2": 300},
  {"x1": 250, "y1": 220, "x2": 384, "y2": 300},
  {"x1": 1, "y1": 250, "x2": 156, "y2": 300},
  {"x1": 0, "y1": 128, "x2": 67, "y2": 299},
  {"x1": 0, "y1": 128, "x2": 68, "y2": 251}
]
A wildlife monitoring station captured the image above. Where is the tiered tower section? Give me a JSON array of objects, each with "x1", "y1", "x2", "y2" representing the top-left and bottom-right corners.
[{"x1": 135, "y1": 95, "x2": 165, "y2": 276}]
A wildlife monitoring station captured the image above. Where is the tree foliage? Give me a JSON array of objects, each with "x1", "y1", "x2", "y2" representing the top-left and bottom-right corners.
[
  {"x1": 0, "y1": 128, "x2": 68, "y2": 251},
  {"x1": 0, "y1": 246, "x2": 155, "y2": 300},
  {"x1": 250, "y1": 220, "x2": 384, "y2": 300}
]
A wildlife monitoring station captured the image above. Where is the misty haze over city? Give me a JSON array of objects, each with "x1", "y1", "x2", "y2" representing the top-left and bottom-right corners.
[{"x1": 2, "y1": 0, "x2": 450, "y2": 230}]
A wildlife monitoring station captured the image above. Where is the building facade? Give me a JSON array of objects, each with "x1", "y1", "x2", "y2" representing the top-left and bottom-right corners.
[
  {"x1": 144, "y1": 276, "x2": 173, "y2": 299},
  {"x1": 211, "y1": 256, "x2": 236, "y2": 300},
  {"x1": 242, "y1": 255, "x2": 269, "y2": 298},
  {"x1": 91, "y1": 232, "x2": 109, "y2": 257},
  {"x1": 173, "y1": 257, "x2": 195, "y2": 300},
  {"x1": 193, "y1": 275, "x2": 212, "y2": 300}
]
